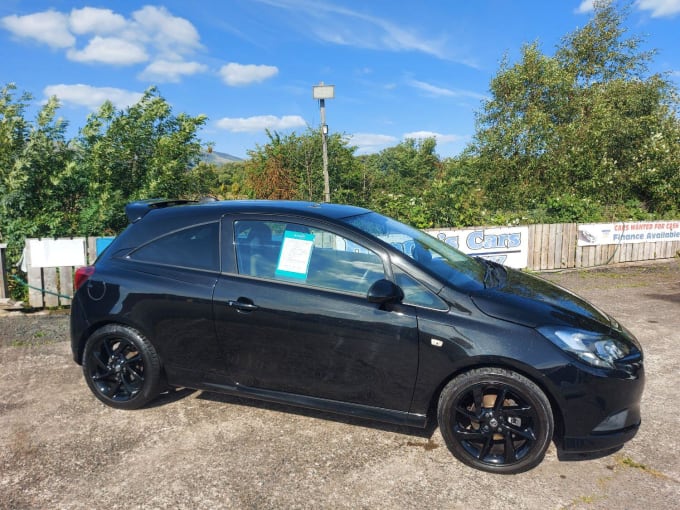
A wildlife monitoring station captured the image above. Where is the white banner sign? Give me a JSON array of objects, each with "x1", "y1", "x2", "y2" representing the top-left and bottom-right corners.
[
  {"x1": 577, "y1": 221, "x2": 680, "y2": 246},
  {"x1": 28, "y1": 238, "x2": 86, "y2": 268},
  {"x1": 426, "y1": 226, "x2": 529, "y2": 268}
]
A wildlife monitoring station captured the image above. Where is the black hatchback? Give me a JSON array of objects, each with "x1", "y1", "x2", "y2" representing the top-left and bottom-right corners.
[{"x1": 70, "y1": 199, "x2": 644, "y2": 473}]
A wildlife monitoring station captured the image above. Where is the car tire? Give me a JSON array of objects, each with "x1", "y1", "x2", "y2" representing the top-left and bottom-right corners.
[
  {"x1": 437, "y1": 367, "x2": 554, "y2": 474},
  {"x1": 82, "y1": 324, "x2": 162, "y2": 410}
]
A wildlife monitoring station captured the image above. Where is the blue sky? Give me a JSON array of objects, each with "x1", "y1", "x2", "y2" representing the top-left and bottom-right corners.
[{"x1": 1, "y1": 0, "x2": 679, "y2": 159}]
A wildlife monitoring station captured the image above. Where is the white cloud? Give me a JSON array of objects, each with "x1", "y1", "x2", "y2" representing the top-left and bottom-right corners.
[
  {"x1": 578, "y1": 0, "x2": 680, "y2": 17},
  {"x1": 575, "y1": 0, "x2": 595, "y2": 14},
  {"x1": 139, "y1": 59, "x2": 208, "y2": 82},
  {"x1": 347, "y1": 133, "x2": 398, "y2": 154},
  {"x1": 220, "y1": 63, "x2": 279, "y2": 86},
  {"x1": 410, "y1": 80, "x2": 457, "y2": 97},
  {"x1": 131, "y1": 6, "x2": 202, "y2": 58},
  {"x1": 216, "y1": 115, "x2": 306, "y2": 133},
  {"x1": 1, "y1": 10, "x2": 74, "y2": 48},
  {"x1": 403, "y1": 131, "x2": 463, "y2": 144},
  {"x1": 67, "y1": 36, "x2": 148, "y2": 65},
  {"x1": 69, "y1": 7, "x2": 126, "y2": 35},
  {"x1": 349, "y1": 131, "x2": 467, "y2": 154},
  {"x1": 408, "y1": 79, "x2": 488, "y2": 100},
  {"x1": 635, "y1": 0, "x2": 680, "y2": 17},
  {"x1": 44, "y1": 84, "x2": 143, "y2": 110},
  {"x1": 0, "y1": 6, "x2": 203, "y2": 79},
  {"x1": 253, "y1": 0, "x2": 468, "y2": 63}
]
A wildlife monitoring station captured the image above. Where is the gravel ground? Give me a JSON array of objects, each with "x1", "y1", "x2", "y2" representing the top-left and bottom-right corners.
[{"x1": 0, "y1": 260, "x2": 679, "y2": 509}]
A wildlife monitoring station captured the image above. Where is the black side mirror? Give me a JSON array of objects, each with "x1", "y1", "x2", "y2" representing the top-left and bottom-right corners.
[{"x1": 367, "y1": 279, "x2": 404, "y2": 305}]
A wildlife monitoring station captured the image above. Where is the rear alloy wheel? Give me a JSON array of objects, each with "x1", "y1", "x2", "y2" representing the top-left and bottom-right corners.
[
  {"x1": 438, "y1": 368, "x2": 554, "y2": 474},
  {"x1": 82, "y1": 324, "x2": 162, "y2": 410}
]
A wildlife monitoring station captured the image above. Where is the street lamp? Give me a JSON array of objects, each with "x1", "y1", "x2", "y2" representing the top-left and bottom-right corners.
[{"x1": 313, "y1": 82, "x2": 335, "y2": 203}]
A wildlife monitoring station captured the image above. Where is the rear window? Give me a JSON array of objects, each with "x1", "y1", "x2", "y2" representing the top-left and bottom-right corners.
[{"x1": 127, "y1": 222, "x2": 219, "y2": 271}]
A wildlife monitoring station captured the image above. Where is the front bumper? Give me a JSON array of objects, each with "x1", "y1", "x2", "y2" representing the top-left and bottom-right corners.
[
  {"x1": 561, "y1": 420, "x2": 640, "y2": 453},
  {"x1": 548, "y1": 362, "x2": 644, "y2": 454}
]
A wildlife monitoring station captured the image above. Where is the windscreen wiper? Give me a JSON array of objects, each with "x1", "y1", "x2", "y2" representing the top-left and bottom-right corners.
[{"x1": 475, "y1": 257, "x2": 507, "y2": 288}]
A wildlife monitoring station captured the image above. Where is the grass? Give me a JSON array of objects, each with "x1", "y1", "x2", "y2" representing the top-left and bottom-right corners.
[
  {"x1": 405, "y1": 438, "x2": 440, "y2": 451},
  {"x1": 562, "y1": 494, "x2": 607, "y2": 508},
  {"x1": 614, "y1": 454, "x2": 671, "y2": 480},
  {"x1": 9, "y1": 333, "x2": 56, "y2": 348}
]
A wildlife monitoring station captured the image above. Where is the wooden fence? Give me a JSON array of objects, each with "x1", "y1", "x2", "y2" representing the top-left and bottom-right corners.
[
  {"x1": 24, "y1": 237, "x2": 100, "y2": 309},
  {"x1": 15, "y1": 223, "x2": 680, "y2": 308},
  {"x1": 526, "y1": 223, "x2": 680, "y2": 271}
]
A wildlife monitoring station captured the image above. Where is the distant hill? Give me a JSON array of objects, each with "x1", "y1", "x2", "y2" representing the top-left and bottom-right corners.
[{"x1": 200, "y1": 150, "x2": 243, "y2": 165}]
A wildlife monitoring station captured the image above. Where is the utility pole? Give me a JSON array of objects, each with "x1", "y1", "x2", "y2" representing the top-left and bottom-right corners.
[{"x1": 312, "y1": 82, "x2": 335, "y2": 203}]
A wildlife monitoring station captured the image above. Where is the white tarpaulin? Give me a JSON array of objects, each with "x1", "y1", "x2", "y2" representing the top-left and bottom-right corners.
[{"x1": 28, "y1": 238, "x2": 86, "y2": 268}]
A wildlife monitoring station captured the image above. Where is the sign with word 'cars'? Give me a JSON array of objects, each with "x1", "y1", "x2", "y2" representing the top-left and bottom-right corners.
[{"x1": 426, "y1": 226, "x2": 529, "y2": 268}]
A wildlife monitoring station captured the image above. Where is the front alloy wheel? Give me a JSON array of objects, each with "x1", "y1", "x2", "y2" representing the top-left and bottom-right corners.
[
  {"x1": 82, "y1": 324, "x2": 162, "y2": 410},
  {"x1": 438, "y1": 368, "x2": 554, "y2": 473}
]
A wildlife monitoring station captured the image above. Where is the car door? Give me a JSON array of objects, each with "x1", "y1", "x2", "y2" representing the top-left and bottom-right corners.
[
  {"x1": 213, "y1": 216, "x2": 419, "y2": 412},
  {"x1": 115, "y1": 221, "x2": 223, "y2": 387}
]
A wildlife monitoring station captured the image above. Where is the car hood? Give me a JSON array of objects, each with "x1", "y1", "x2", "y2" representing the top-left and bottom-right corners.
[{"x1": 469, "y1": 268, "x2": 613, "y2": 331}]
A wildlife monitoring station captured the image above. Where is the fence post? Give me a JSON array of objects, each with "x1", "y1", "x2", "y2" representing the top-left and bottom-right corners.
[
  {"x1": 0, "y1": 244, "x2": 8, "y2": 299},
  {"x1": 25, "y1": 240, "x2": 44, "y2": 308}
]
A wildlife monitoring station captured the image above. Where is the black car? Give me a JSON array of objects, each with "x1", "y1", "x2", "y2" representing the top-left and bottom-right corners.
[{"x1": 70, "y1": 199, "x2": 644, "y2": 473}]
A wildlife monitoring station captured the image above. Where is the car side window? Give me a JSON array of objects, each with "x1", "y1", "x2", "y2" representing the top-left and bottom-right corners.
[
  {"x1": 234, "y1": 220, "x2": 385, "y2": 295},
  {"x1": 393, "y1": 267, "x2": 448, "y2": 310},
  {"x1": 128, "y1": 222, "x2": 219, "y2": 271}
]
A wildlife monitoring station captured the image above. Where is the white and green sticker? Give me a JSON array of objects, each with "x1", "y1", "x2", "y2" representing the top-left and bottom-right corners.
[{"x1": 275, "y1": 230, "x2": 315, "y2": 280}]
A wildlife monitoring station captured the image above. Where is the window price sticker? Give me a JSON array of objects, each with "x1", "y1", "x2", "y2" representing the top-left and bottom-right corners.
[{"x1": 275, "y1": 231, "x2": 315, "y2": 280}]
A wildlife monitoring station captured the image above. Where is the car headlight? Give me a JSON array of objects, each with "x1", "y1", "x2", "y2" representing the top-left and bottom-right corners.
[{"x1": 538, "y1": 326, "x2": 631, "y2": 369}]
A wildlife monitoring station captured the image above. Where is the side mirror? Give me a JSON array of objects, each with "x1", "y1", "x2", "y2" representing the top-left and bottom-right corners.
[{"x1": 367, "y1": 279, "x2": 404, "y2": 305}]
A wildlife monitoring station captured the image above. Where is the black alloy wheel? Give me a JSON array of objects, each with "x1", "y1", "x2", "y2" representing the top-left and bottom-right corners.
[
  {"x1": 82, "y1": 324, "x2": 162, "y2": 410},
  {"x1": 438, "y1": 367, "x2": 554, "y2": 474}
]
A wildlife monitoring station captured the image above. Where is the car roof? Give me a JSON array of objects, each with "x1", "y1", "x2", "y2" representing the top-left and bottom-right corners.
[
  {"x1": 112, "y1": 200, "x2": 373, "y2": 253},
  {"x1": 126, "y1": 199, "x2": 370, "y2": 224}
]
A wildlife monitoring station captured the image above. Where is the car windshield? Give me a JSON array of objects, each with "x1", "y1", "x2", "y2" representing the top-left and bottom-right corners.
[{"x1": 341, "y1": 212, "x2": 486, "y2": 290}]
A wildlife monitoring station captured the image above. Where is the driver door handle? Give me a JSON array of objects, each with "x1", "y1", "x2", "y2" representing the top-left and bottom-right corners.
[{"x1": 227, "y1": 299, "x2": 259, "y2": 312}]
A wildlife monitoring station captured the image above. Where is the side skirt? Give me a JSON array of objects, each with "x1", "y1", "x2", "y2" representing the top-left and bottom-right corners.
[{"x1": 203, "y1": 382, "x2": 428, "y2": 428}]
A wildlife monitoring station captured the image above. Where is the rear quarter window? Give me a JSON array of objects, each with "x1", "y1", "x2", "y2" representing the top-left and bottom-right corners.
[{"x1": 127, "y1": 222, "x2": 219, "y2": 271}]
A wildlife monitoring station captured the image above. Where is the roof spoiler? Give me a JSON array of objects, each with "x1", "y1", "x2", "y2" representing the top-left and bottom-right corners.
[{"x1": 125, "y1": 199, "x2": 195, "y2": 223}]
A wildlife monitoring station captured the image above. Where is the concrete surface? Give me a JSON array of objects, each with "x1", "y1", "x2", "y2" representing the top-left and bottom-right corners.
[{"x1": 0, "y1": 260, "x2": 678, "y2": 509}]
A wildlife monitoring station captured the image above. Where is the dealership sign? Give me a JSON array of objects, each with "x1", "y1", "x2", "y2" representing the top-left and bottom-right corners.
[
  {"x1": 426, "y1": 226, "x2": 529, "y2": 268},
  {"x1": 577, "y1": 221, "x2": 680, "y2": 246}
]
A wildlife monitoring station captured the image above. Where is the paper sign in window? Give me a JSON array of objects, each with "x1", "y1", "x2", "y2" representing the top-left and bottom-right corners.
[{"x1": 275, "y1": 231, "x2": 314, "y2": 280}]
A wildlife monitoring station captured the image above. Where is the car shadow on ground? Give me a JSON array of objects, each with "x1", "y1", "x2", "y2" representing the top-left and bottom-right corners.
[
  {"x1": 192, "y1": 389, "x2": 440, "y2": 440},
  {"x1": 149, "y1": 387, "x2": 624, "y2": 462},
  {"x1": 644, "y1": 292, "x2": 680, "y2": 304},
  {"x1": 557, "y1": 446, "x2": 623, "y2": 462},
  {"x1": 145, "y1": 387, "x2": 197, "y2": 408}
]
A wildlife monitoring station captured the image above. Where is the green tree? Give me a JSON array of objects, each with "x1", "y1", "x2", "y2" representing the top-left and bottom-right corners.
[
  {"x1": 0, "y1": 83, "x2": 32, "y2": 250},
  {"x1": 243, "y1": 128, "x2": 362, "y2": 203},
  {"x1": 0, "y1": 85, "x2": 78, "y2": 259},
  {"x1": 362, "y1": 137, "x2": 446, "y2": 227},
  {"x1": 470, "y1": 43, "x2": 572, "y2": 210},
  {"x1": 76, "y1": 87, "x2": 208, "y2": 234},
  {"x1": 244, "y1": 130, "x2": 299, "y2": 200},
  {"x1": 211, "y1": 160, "x2": 248, "y2": 198},
  {"x1": 467, "y1": 0, "x2": 679, "y2": 221}
]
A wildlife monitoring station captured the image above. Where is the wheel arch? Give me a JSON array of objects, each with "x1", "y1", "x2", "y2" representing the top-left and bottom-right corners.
[
  {"x1": 423, "y1": 356, "x2": 565, "y2": 442},
  {"x1": 74, "y1": 318, "x2": 158, "y2": 367}
]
